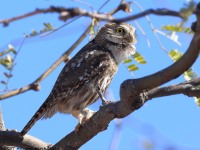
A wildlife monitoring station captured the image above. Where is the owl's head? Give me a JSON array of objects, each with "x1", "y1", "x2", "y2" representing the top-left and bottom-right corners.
[
  {"x1": 95, "y1": 22, "x2": 137, "y2": 46},
  {"x1": 104, "y1": 22, "x2": 137, "y2": 45},
  {"x1": 94, "y1": 23, "x2": 137, "y2": 63}
]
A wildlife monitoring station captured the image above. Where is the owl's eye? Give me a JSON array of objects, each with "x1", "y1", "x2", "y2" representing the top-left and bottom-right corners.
[{"x1": 115, "y1": 27, "x2": 125, "y2": 34}]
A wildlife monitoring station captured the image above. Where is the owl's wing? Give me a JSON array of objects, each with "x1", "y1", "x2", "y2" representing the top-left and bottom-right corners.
[
  {"x1": 51, "y1": 42, "x2": 116, "y2": 102},
  {"x1": 20, "y1": 42, "x2": 117, "y2": 136}
]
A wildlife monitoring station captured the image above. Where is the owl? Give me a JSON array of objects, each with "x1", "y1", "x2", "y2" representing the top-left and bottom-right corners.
[{"x1": 20, "y1": 22, "x2": 137, "y2": 136}]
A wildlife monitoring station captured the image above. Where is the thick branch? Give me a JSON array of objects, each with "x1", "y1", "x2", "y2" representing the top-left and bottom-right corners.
[
  {"x1": 0, "y1": 107, "x2": 13, "y2": 150},
  {"x1": 0, "y1": 108, "x2": 50, "y2": 149},
  {"x1": 51, "y1": 6, "x2": 200, "y2": 149},
  {"x1": 147, "y1": 78, "x2": 200, "y2": 99},
  {"x1": 120, "y1": 27, "x2": 200, "y2": 95},
  {"x1": 114, "y1": 8, "x2": 184, "y2": 22},
  {"x1": 0, "y1": 131, "x2": 50, "y2": 149}
]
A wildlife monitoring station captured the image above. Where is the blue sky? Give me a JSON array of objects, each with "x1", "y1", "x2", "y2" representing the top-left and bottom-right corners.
[{"x1": 0, "y1": 0, "x2": 200, "y2": 150}]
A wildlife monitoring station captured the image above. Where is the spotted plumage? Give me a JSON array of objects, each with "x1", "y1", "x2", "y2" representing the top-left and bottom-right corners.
[{"x1": 20, "y1": 22, "x2": 137, "y2": 136}]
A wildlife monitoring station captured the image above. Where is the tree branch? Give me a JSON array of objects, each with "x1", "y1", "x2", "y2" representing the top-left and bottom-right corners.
[
  {"x1": 0, "y1": 108, "x2": 16, "y2": 149},
  {"x1": 147, "y1": 77, "x2": 200, "y2": 100},
  {"x1": 0, "y1": 6, "x2": 183, "y2": 27},
  {"x1": 114, "y1": 8, "x2": 184, "y2": 23},
  {"x1": 50, "y1": 4, "x2": 200, "y2": 149},
  {"x1": 0, "y1": 0, "x2": 130, "y2": 101},
  {"x1": 0, "y1": 131, "x2": 50, "y2": 149},
  {"x1": 0, "y1": 106, "x2": 5, "y2": 131},
  {"x1": 1, "y1": 1, "x2": 199, "y2": 149},
  {"x1": 0, "y1": 23, "x2": 90, "y2": 100}
]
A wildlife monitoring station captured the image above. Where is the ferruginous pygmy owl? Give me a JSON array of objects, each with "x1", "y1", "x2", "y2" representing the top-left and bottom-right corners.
[{"x1": 20, "y1": 22, "x2": 137, "y2": 136}]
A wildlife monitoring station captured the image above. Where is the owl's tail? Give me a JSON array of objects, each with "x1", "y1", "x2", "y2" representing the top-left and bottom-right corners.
[{"x1": 20, "y1": 100, "x2": 49, "y2": 136}]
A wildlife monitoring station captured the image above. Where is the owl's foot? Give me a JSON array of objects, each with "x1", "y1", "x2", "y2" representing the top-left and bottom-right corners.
[
  {"x1": 72, "y1": 108, "x2": 96, "y2": 132},
  {"x1": 96, "y1": 87, "x2": 112, "y2": 106}
]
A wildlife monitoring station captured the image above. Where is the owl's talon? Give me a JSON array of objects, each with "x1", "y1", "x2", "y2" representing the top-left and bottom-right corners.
[{"x1": 73, "y1": 108, "x2": 95, "y2": 132}]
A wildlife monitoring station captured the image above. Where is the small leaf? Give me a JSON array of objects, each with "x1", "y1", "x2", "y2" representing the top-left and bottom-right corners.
[
  {"x1": 183, "y1": 68, "x2": 198, "y2": 81},
  {"x1": 133, "y1": 52, "x2": 147, "y2": 64},
  {"x1": 162, "y1": 25, "x2": 194, "y2": 34},
  {"x1": 128, "y1": 64, "x2": 139, "y2": 71},
  {"x1": 194, "y1": 97, "x2": 200, "y2": 107},
  {"x1": 43, "y1": 22, "x2": 54, "y2": 30},
  {"x1": 169, "y1": 49, "x2": 182, "y2": 62},
  {"x1": 4, "y1": 72, "x2": 13, "y2": 78},
  {"x1": 1, "y1": 81, "x2": 7, "y2": 85},
  {"x1": 8, "y1": 44, "x2": 14, "y2": 50},
  {"x1": 7, "y1": 44, "x2": 17, "y2": 55},
  {"x1": 0, "y1": 55, "x2": 13, "y2": 69},
  {"x1": 124, "y1": 58, "x2": 132, "y2": 64},
  {"x1": 6, "y1": 54, "x2": 13, "y2": 63},
  {"x1": 184, "y1": 27, "x2": 192, "y2": 34},
  {"x1": 180, "y1": 1, "x2": 195, "y2": 20},
  {"x1": 30, "y1": 30, "x2": 38, "y2": 37}
]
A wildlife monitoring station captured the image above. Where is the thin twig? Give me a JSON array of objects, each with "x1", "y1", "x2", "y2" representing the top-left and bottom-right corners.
[
  {"x1": 133, "y1": 20, "x2": 151, "y2": 47},
  {"x1": 5, "y1": 38, "x2": 26, "y2": 90},
  {"x1": 132, "y1": 1, "x2": 169, "y2": 54},
  {"x1": 0, "y1": 0, "x2": 128, "y2": 100},
  {"x1": 41, "y1": 16, "x2": 82, "y2": 37},
  {"x1": 115, "y1": 8, "x2": 184, "y2": 22},
  {"x1": 71, "y1": 0, "x2": 95, "y2": 12},
  {"x1": 98, "y1": 0, "x2": 111, "y2": 13},
  {"x1": 0, "y1": 6, "x2": 184, "y2": 26},
  {"x1": 0, "y1": 24, "x2": 91, "y2": 100},
  {"x1": 147, "y1": 78, "x2": 200, "y2": 99}
]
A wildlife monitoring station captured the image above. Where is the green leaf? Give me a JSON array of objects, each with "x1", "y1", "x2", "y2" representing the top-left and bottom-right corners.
[
  {"x1": 184, "y1": 27, "x2": 193, "y2": 34},
  {"x1": 43, "y1": 22, "x2": 54, "y2": 30},
  {"x1": 169, "y1": 49, "x2": 182, "y2": 62},
  {"x1": 128, "y1": 64, "x2": 139, "y2": 71},
  {"x1": 30, "y1": 30, "x2": 38, "y2": 37},
  {"x1": 180, "y1": 1, "x2": 195, "y2": 20},
  {"x1": 124, "y1": 58, "x2": 132, "y2": 64},
  {"x1": 194, "y1": 97, "x2": 200, "y2": 107},
  {"x1": 162, "y1": 25, "x2": 194, "y2": 34},
  {"x1": 183, "y1": 68, "x2": 198, "y2": 81},
  {"x1": 8, "y1": 44, "x2": 17, "y2": 54},
  {"x1": 0, "y1": 55, "x2": 13, "y2": 69},
  {"x1": 133, "y1": 52, "x2": 147, "y2": 64}
]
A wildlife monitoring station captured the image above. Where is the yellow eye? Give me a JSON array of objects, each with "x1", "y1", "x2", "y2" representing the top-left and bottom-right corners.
[{"x1": 115, "y1": 28, "x2": 125, "y2": 34}]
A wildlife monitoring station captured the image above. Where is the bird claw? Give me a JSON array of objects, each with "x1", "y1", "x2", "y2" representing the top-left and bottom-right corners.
[
  {"x1": 74, "y1": 108, "x2": 95, "y2": 132},
  {"x1": 96, "y1": 86, "x2": 112, "y2": 106}
]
